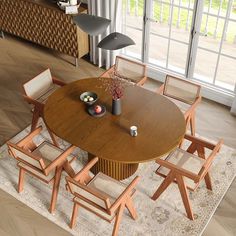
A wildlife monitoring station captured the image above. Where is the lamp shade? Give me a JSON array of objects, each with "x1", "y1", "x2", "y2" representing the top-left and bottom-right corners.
[
  {"x1": 97, "y1": 32, "x2": 135, "y2": 50},
  {"x1": 73, "y1": 14, "x2": 111, "y2": 36}
]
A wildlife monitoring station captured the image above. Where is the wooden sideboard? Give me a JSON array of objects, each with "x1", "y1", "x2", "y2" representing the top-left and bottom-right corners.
[{"x1": 0, "y1": 0, "x2": 89, "y2": 65}]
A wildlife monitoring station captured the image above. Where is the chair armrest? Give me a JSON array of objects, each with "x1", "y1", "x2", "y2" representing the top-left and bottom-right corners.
[
  {"x1": 156, "y1": 158, "x2": 200, "y2": 182},
  {"x1": 184, "y1": 134, "x2": 220, "y2": 151},
  {"x1": 22, "y1": 94, "x2": 44, "y2": 108},
  {"x1": 74, "y1": 157, "x2": 99, "y2": 182},
  {"x1": 44, "y1": 145, "x2": 76, "y2": 175},
  {"x1": 16, "y1": 126, "x2": 43, "y2": 148},
  {"x1": 109, "y1": 176, "x2": 140, "y2": 214},
  {"x1": 156, "y1": 84, "x2": 164, "y2": 94},
  {"x1": 52, "y1": 77, "x2": 66, "y2": 86},
  {"x1": 136, "y1": 76, "x2": 147, "y2": 86},
  {"x1": 100, "y1": 66, "x2": 115, "y2": 78},
  {"x1": 198, "y1": 139, "x2": 223, "y2": 179}
]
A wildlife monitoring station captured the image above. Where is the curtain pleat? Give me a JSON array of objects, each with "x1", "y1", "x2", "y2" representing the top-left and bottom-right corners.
[{"x1": 87, "y1": 0, "x2": 121, "y2": 69}]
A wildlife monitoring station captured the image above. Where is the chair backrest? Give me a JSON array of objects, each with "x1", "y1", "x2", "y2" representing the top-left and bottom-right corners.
[
  {"x1": 163, "y1": 75, "x2": 201, "y2": 105},
  {"x1": 114, "y1": 56, "x2": 146, "y2": 83},
  {"x1": 7, "y1": 142, "x2": 45, "y2": 170},
  {"x1": 66, "y1": 178, "x2": 111, "y2": 211},
  {"x1": 23, "y1": 69, "x2": 53, "y2": 99}
]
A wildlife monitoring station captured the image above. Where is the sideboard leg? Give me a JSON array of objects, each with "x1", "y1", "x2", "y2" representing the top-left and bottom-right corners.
[
  {"x1": 75, "y1": 57, "x2": 78, "y2": 67},
  {"x1": 0, "y1": 31, "x2": 4, "y2": 39}
]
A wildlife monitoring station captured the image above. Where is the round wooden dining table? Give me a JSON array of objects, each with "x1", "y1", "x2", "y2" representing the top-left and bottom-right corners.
[{"x1": 44, "y1": 77, "x2": 186, "y2": 180}]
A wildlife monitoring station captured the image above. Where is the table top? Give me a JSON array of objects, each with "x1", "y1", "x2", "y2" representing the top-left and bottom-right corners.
[{"x1": 44, "y1": 78, "x2": 186, "y2": 164}]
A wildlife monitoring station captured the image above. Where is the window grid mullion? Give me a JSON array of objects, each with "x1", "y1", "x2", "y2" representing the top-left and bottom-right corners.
[
  {"x1": 212, "y1": 0, "x2": 233, "y2": 85},
  {"x1": 166, "y1": 0, "x2": 175, "y2": 68}
]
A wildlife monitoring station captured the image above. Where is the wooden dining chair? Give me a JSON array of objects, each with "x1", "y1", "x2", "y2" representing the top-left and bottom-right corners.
[
  {"x1": 66, "y1": 157, "x2": 140, "y2": 236},
  {"x1": 23, "y1": 68, "x2": 66, "y2": 145},
  {"x1": 100, "y1": 56, "x2": 147, "y2": 86},
  {"x1": 157, "y1": 75, "x2": 201, "y2": 136},
  {"x1": 7, "y1": 126, "x2": 76, "y2": 213},
  {"x1": 151, "y1": 134, "x2": 223, "y2": 220}
]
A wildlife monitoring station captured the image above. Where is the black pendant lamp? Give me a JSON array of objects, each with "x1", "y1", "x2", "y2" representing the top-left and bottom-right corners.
[
  {"x1": 73, "y1": 14, "x2": 111, "y2": 36},
  {"x1": 97, "y1": 0, "x2": 135, "y2": 50},
  {"x1": 97, "y1": 32, "x2": 135, "y2": 50}
]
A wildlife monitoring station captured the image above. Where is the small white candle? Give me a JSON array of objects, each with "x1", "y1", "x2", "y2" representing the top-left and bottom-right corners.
[{"x1": 130, "y1": 126, "x2": 138, "y2": 137}]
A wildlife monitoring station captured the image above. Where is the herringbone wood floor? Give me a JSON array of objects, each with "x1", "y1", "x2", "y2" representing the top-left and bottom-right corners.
[
  {"x1": 0, "y1": 33, "x2": 235, "y2": 236},
  {"x1": 0, "y1": 34, "x2": 103, "y2": 145}
]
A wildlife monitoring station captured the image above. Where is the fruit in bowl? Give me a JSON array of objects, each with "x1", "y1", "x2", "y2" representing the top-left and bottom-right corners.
[
  {"x1": 80, "y1": 92, "x2": 98, "y2": 105},
  {"x1": 83, "y1": 96, "x2": 94, "y2": 102},
  {"x1": 94, "y1": 105, "x2": 102, "y2": 114}
]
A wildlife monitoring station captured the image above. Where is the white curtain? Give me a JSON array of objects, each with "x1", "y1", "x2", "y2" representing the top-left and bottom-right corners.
[
  {"x1": 87, "y1": 0, "x2": 121, "y2": 69},
  {"x1": 231, "y1": 96, "x2": 236, "y2": 115}
]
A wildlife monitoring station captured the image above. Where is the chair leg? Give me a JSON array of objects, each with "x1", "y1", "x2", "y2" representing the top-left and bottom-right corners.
[
  {"x1": 18, "y1": 168, "x2": 25, "y2": 193},
  {"x1": 189, "y1": 112, "x2": 196, "y2": 136},
  {"x1": 70, "y1": 203, "x2": 79, "y2": 229},
  {"x1": 204, "y1": 172, "x2": 212, "y2": 190},
  {"x1": 125, "y1": 197, "x2": 137, "y2": 220},
  {"x1": 112, "y1": 204, "x2": 125, "y2": 236},
  {"x1": 48, "y1": 131, "x2": 59, "y2": 147},
  {"x1": 31, "y1": 108, "x2": 40, "y2": 131},
  {"x1": 175, "y1": 174, "x2": 194, "y2": 220},
  {"x1": 63, "y1": 160, "x2": 76, "y2": 178},
  {"x1": 151, "y1": 171, "x2": 175, "y2": 201},
  {"x1": 44, "y1": 122, "x2": 59, "y2": 147},
  {"x1": 49, "y1": 167, "x2": 63, "y2": 213}
]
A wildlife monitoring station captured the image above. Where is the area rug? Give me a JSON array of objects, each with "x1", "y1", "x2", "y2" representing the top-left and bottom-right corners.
[{"x1": 0, "y1": 124, "x2": 235, "y2": 236}]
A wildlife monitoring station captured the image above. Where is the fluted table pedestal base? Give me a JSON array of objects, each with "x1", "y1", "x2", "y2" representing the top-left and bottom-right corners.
[{"x1": 88, "y1": 155, "x2": 139, "y2": 180}]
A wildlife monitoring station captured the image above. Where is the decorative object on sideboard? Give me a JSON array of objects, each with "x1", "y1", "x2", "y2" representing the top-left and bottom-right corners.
[
  {"x1": 97, "y1": 0, "x2": 135, "y2": 50},
  {"x1": 57, "y1": 0, "x2": 81, "y2": 14},
  {"x1": 0, "y1": 0, "x2": 89, "y2": 67}
]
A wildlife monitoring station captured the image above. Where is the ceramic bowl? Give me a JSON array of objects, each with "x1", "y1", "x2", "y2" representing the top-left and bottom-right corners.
[{"x1": 80, "y1": 91, "x2": 98, "y2": 106}]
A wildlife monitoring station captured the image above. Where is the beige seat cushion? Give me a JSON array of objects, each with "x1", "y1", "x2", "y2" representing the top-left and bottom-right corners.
[
  {"x1": 157, "y1": 148, "x2": 205, "y2": 189},
  {"x1": 18, "y1": 142, "x2": 75, "y2": 182},
  {"x1": 70, "y1": 172, "x2": 127, "y2": 208},
  {"x1": 18, "y1": 162, "x2": 55, "y2": 182},
  {"x1": 88, "y1": 172, "x2": 127, "y2": 204},
  {"x1": 35, "y1": 83, "x2": 60, "y2": 104},
  {"x1": 32, "y1": 141, "x2": 74, "y2": 166},
  {"x1": 167, "y1": 96, "x2": 191, "y2": 114}
]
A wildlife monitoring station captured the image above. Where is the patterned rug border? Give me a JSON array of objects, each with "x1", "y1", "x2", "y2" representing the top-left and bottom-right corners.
[
  {"x1": 0, "y1": 125, "x2": 235, "y2": 236},
  {"x1": 199, "y1": 173, "x2": 235, "y2": 236}
]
